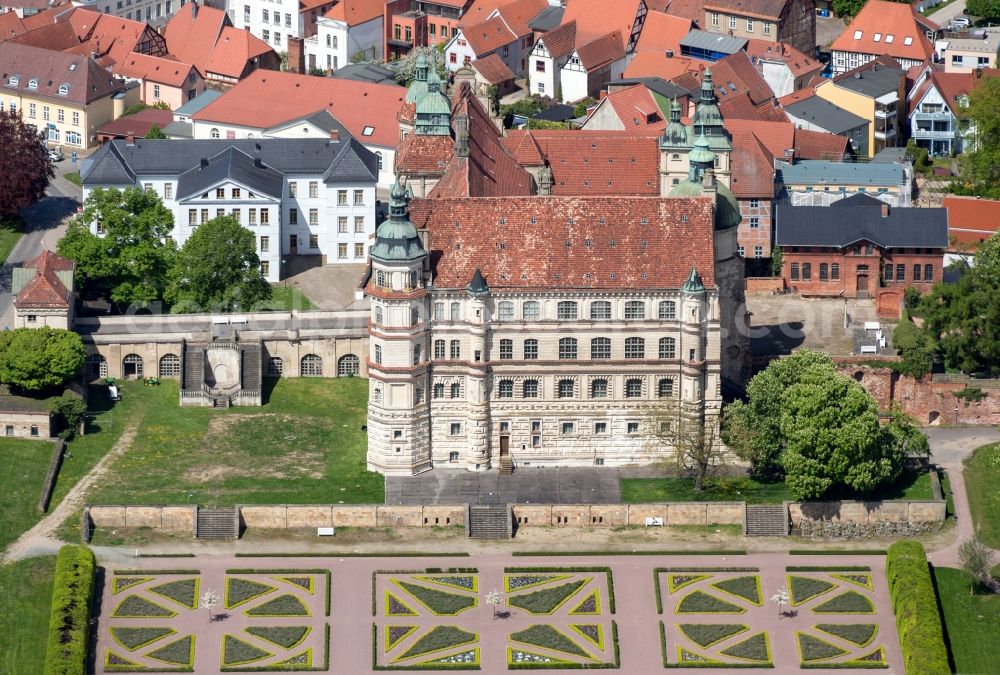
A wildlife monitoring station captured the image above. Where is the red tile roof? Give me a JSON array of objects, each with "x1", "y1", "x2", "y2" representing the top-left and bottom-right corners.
[
  {"x1": 723, "y1": 118, "x2": 793, "y2": 156},
  {"x1": 633, "y1": 11, "x2": 692, "y2": 55},
  {"x1": 408, "y1": 196, "x2": 717, "y2": 290},
  {"x1": 7, "y1": 19, "x2": 77, "y2": 51},
  {"x1": 710, "y1": 51, "x2": 774, "y2": 105},
  {"x1": 191, "y1": 69, "x2": 405, "y2": 147},
  {"x1": 117, "y1": 52, "x2": 196, "y2": 87},
  {"x1": 831, "y1": 0, "x2": 937, "y2": 64},
  {"x1": 665, "y1": 0, "x2": 706, "y2": 24},
  {"x1": 464, "y1": 14, "x2": 516, "y2": 55},
  {"x1": 793, "y1": 127, "x2": 850, "y2": 160},
  {"x1": 537, "y1": 19, "x2": 577, "y2": 61},
  {"x1": 164, "y1": 4, "x2": 275, "y2": 80},
  {"x1": 471, "y1": 52, "x2": 515, "y2": 84},
  {"x1": 703, "y1": 0, "x2": 790, "y2": 20},
  {"x1": 15, "y1": 251, "x2": 74, "y2": 309},
  {"x1": 744, "y1": 38, "x2": 823, "y2": 79},
  {"x1": 729, "y1": 129, "x2": 775, "y2": 197},
  {"x1": 944, "y1": 195, "x2": 1000, "y2": 250},
  {"x1": 458, "y1": 0, "x2": 509, "y2": 28},
  {"x1": 67, "y1": 10, "x2": 159, "y2": 66},
  {"x1": 97, "y1": 108, "x2": 174, "y2": 138},
  {"x1": 0, "y1": 12, "x2": 28, "y2": 41},
  {"x1": 576, "y1": 30, "x2": 626, "y2": 70},
  {"x1": 322, "y1": 0, "x2": 386, "y2": 26},
  {"x1": 503, "y1": 130, "x2": 662, "y2": 195},
  {"x1": 500, "y1": 0, "x2": 547, "y2": 36},
  {"x1": 624, "y1": 51, "x2": 703, "y2": 79},
  {"x1": 0, "y1": 41, "x2": 125, "y2": 104},
  {"x1": 561, "y1": 0, "x2": 643, "y2": 49},
  {"x1": 720, "y1": 93, "x2": 787, "y2": 121},
  {"x1": 601, "y1": 84, "x2": 667, "y2": 131},
  {"x1": 395, "y1": 134, "x2": 454, "y2": 174}
]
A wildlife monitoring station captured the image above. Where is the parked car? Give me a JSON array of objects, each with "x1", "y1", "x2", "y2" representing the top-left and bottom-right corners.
[
  {"x1": 48, "y1": 147, "x2": 63, "y2": 162},
  {"x1": 951, "y1": 17, "x2": 970, "y2": 29}
]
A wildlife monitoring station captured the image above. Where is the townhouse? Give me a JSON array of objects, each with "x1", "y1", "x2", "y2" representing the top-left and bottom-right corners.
[{"x1": 702, "y1": 0, "x2": 815, "y2": 56}]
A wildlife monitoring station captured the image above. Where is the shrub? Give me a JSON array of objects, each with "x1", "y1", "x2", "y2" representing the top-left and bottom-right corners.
[
  {"x1": 885, "y1": 541, "x2": 949, "y2": 675},
  {"x1": 892, "y1": 316, "x2": 933, "y2": 378},
  {"x1": 954, "y1": 386, "x2": 987, "y2": 403},
  {"x1": 43, "y1": 545, "x2": 95, "y2": 675}
]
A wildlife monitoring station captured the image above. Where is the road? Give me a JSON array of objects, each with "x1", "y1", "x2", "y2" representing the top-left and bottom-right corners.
[
  {"x1": 0, "y1": 162, "x2": 82, "y2": 326},
  {"x1": 927, "y1": 0, "x2": 967, "y2": 27}
]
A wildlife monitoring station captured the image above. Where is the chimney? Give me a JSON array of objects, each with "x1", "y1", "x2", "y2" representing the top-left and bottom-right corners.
[
  {"x1": 190, "y1": 1, "x2": 197, "y2": 19},
  {"x1": 666, "y1": 49, "x2": 674, "y2": 58},
  {"x1": 200, "y1": 157, "x2": 209, "y2": 168},
  {"x1": 329, "y1": 129, "x2": 339, "y2": 141},
  {"x1": 253, "y1": 157, "x2": 263, "y2": 168},
  {"x1": 453, "y1": 114, "x2": 469, "y2": 157},
  {"x1": 881, "y1": 203, "x2": 889, "y2": 218},
  {"x1": 126, "y1": 133, "x2": 135, "y2": 145}
]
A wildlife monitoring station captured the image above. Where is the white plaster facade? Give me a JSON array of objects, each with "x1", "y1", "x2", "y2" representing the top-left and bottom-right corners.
[
  {"x1": 228, "y1": 0, "x2": 305, "y2": 51},
  {"x1": 304, "y1": 13, "x2": 383, "y2": 73}
]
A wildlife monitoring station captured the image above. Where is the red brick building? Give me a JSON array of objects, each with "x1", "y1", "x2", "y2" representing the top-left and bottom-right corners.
[{"x1": 775, "y1": 194, "x2": 947, "y2": 299}]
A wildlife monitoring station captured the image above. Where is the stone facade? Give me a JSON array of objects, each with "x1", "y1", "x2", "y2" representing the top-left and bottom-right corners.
[{"x1": 0, "y1": 410, "x2": 52, "y2": 439}]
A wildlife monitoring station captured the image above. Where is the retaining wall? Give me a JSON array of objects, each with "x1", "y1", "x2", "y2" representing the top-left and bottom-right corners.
[{"x1": 788, "y1": 500, "x2": 946, "y2": 525}]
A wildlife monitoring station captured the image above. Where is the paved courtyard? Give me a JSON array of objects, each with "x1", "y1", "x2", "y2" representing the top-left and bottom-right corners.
[
  {"x1": 385, "y1": 467, "x2": 623, "y2": 505},
  {"x1": 93, "y1": 552, "x2": 902, "y2": 673}
]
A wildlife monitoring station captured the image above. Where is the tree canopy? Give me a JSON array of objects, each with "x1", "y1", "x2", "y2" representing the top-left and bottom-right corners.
[
  {"x1": 393, "y1": 46, "x2": 447, "y2": 86},
  {"x1": 967, "y1": 0, "x2": 1000, "y2": 20},
  {"x1": 723, "y1": 350, "x2": 922, "y2": 499},
  {"x1": 144, "y1": 124, "x2": 166, "y2": 139},
  {"x1": 57, "y1": 187, "x2": 176, "y2": 307},
  {"x1": 165, "y1": 215, "x2": 271, "y2": 312},
  {"x1": 0, "y1": 327, "x2": 85, "y2": 391},
  {"x1": 0, "y1": 110, "x2": 53, "y2": 217},
  {"x1": 956, "y1": 77, "x2": 1000, "y2": 199}
]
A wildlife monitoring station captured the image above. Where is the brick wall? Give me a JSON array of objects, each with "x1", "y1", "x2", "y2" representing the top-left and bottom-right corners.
[
  {"x1": 781, "y1": 248, "x2": 942, "y2": 298},
  {"x1": 746, "y1": 277, "x2": 785, "y2": 293}
]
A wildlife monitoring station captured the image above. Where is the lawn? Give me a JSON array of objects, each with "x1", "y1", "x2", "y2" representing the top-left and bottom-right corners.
[
  {"x1": 83, "y1": 377, "x2": 382, "y2": 506},
  {"x1": 933, "y1": 566, "x2": 1000, "y2": 675},
  {"x1": 260, "y1": 286, "x2": 317, "y2": 311},
  {"x1": 0, "y1": 556, "x2": 56, "y2": 675},
  {"x1": 63, "y1": 171, "x2": 82, "y2": 186},
  {"x1": 963, "y1": 443, "x2": 1000, "y2": 548},
  {"x1": 0, "y1": 223, "x2": 22, "y2": 264},
  {"x1": 621, "y1": 469, "x2": 933, "y2": 504}
]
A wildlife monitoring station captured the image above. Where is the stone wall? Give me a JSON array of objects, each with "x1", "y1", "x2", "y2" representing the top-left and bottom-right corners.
[
  {"x1": 511, "y1": 503, "x2": 745, "y2": 527},
  {"x1": 89, "y1": 505, "x2": 196, "y2": 532},
  {"x1": 788, "y1": 500, "x2": 946, "y2": 525}
]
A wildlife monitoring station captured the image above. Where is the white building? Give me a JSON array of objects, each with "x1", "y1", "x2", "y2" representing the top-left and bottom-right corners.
[
  {"x1": 227, "y1": 0, "x2": 336, "y2": 51},
  {"x1": 78, "y1": 138, "x2": 379, "y2": 281},
  {"x1": 303, "y1": 0, "x2": 383, "y2": 73}
]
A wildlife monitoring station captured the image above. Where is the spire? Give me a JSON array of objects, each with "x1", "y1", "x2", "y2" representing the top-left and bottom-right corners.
[
  {"x1": 415, "y1": 63, "x2": 451, "y2": 135},
  {"x1": 466, "y1": 268, "x2": 489, "y2": 295},
  {"x1": 689, "y1": 132, "x2": 715, "y2": 169},
  {"x1": 369, "y1": 177, "x2": 427, "y2": 263},
  {"x1": 682, "y1": 265, "x2": 706, "y2": 294},
  {"x1": 700, "y1": 67, "x2": 715, "y2": 104},
  {"x1": 670, "y1": 96, "x2": 681, "y2": 123},
  {"x1": 415, "y1": 52, "x2": 428, "y2": 83}
]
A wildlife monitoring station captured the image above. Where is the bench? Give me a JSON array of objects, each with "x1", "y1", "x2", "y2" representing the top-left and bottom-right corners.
[
  {"x1": 317, "y1": 527, "x2": 335, "y2": 536},
  {"x1": 864, "y1": 321, "x2": 880, "y2": 332},
  {"x1": 859, "y1": 345, "x2": 878, "y2": 355},
  {"x1": 644, "y1": 517, "x2": 664, "y2": 527}
]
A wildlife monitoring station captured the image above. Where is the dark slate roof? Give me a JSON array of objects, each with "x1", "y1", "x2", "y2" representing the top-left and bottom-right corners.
[
  {"x1": 784, "y1": 97, "x2": 868, "y2": 134},
  {"x1": 176, "y1": 147, "x2": 284, "y2": 200},
  {"x1": 833, "y1": 64, "x2": 903, "y2": 98},
  {"x1": 329, "y1": 62, "x2": 398, "y2": 84},
  {"x1": 533, "y1": 104, "x2": 575, "y2": 122},
  {"x1": 81, "y1": 138, "x2": 378, "y2": 187},
  {"x1": 775, "y1": 197, "x2": 948, "y2": 249},
  {"x1": 264, "y1": 109, "x2": 349, "y2": 136},
  {"x1": 529, "y1": 5, "x2": 564, "y2": 31}
]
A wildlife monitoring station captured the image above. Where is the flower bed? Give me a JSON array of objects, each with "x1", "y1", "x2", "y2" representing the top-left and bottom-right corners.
[
  {"x1": 510, "y1": 625, "x2": 591, "y2": 659},
  {"x1": 112, "y1": 576, "x2": 151, "y2": 595},
  {"x1": 245, "y1": 593, "x2": 311, "y2": 617},
  {"x1": 110, "y1": 627, "x2": 176, "y2": 651},
  {"x1": 788, "y1": 576, "x2": 837, "y2": 606},
  {"x1": 814, "y1": 624, "x2": 877, "y2": 648},
  {"x1": 678, "y1": 624, "x2": 749, "y2": 648},
  {"x1": 222, "y1": 635, "x2": 273, "y2": 667},
  {"x1": 811, "y1": 591, "x2": 875, "y2": 615},
  {"x1": 397, "y1": 626, "x2": 477, "y2": 661},
  {"x1": 798, "y1": 633, "x2": 848, "y2": 662},
  {"x1": 507, "y1": 580, "x2": 587, "y2": 615},
  {"x1": 506, "y1": 574, "x2": 570, "y2": 592},
  {"x1": 112, "y1": 595, "x2": 177, "y2": 618},
  {"x1": 386, "y1": 625, "x2": 418, "y2": 651},
  {"x1": 394, "y1": 581, "x2": 477, "y2": 615},
  {"x1": 146, "y1": 635, "x2": 195, "y2": 667},
  {"x1": 719, "y1": 632, "x2": 770, "y2": 663},
  {"x1": 676, "y1": 590, "x2": 746, "y2": 614},
  {"x1": 568, "y1": 589, "x2": 600, "y2": 615},
  {"x1": 385, "y1": 591, "x2": 417, "y2": 616},
  {"x1": 710, "y1": 576, "x2": 762, "y2": 606},
  {"x1": 244, "y1": 626, "x2": 311, "y2": 650},
  {"x1": 226, "y1": 578, "x2": 276, "y2": 609},
  {"x1": 148, "y1": 578, "x2": 199, "y2": 609},
  {"x1": 417, "y1": 575, "x2": 477, "y2": 592}
]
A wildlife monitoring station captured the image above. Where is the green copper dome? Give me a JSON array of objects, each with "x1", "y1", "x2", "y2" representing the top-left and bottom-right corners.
[
  {"x1": 369, "y1": 178, "x2": 427, "y2": 263},
  {"x1": 660, "y1": 96, "x2": 691, "y2": 149},
  {"x1": 682, "y1": 265, "x2": 706, "y2": 294},
  {"x1": 688, "y1": 133, "x2": 715, "y2": 166},
  {"x1": 405, "y1": 53, "x2": 429, "y2": 103},
  {"x1": 714, "y1": 180, "x2": 742, "y2": 230},
  {"x1": 414, "y1": 68, "x2": 452, "y2": 135}
]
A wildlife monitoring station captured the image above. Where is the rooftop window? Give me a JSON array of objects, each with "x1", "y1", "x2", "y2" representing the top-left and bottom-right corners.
[
  {"x1": 903, "y1": 36, "x2": 913, "y2": 45},
  {"x1": 873, "y1": 33, "x2": 881, "y2": 42},
  {"x1": 362, "y1": 126, "x2": 374, "y2": 136},
  {"x1": 853, "y1": 30, "x2": 862, "y2": 39},
  {"x1": 27, "y1": 78, "x2": 37, "y2": 89},
  {"x1": 885, "y1": 34, "x2": 894, "y2": 43}
]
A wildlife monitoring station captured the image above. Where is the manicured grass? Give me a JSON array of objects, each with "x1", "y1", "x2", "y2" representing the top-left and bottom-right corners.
[
  {"x1": 789, "y1": 576, "x2": 836, "y2": 606},
  {"x1": 677, "y1": 590, "x2": 746, "y2": 614},
  {"x1": 508, "y1": 580, "x2": 586, "y2": 614},
  {"x1": 678, "y1": 624, "x2": 748, "y2": 648},
  {"x1": 146, "y1": 635, "x2": 194, "y2": 666},
  {"x1": 0, "y1": 223, "x2": 22, "y2": 264},
  {"x1": 814, "y1": 624, "x2": 877, "y2": 648},
  {"x1": 399, "y1": 626, "x2": 476, "y2": 660},
  {"x1": 112, "y1": 595, "x2": 176, "y2": 618},
  {"x1": 63, "y1": 171, "x2": 82, "y2": 186},
  {"x1": 511, "y1": 625, "x2": 590, "y2": 658},
  {"x1": 245, "y1": 626, "x2": 310, "y2": 650},
  {"x1": 148, "y1": 578, "x2": 198, "y2": 609},
  {"x1": 245, "y1": 593, "x2": 310, "y2": 617},
  {"x1": 223, "y1": 635, "x2": 272, "y2": 666},
  {"x1": 812, "y1": 591, "x2": 875, "y2": 614},
  {"x1": 0, "y1": 556, "x2": 56, "y2": 675},
  {"x1": 397, "y1": 581, "x2": 476, "y2": 615},
  {"x1": 110, "y1": 627, "x2": 175, "y2": 651},
  {"x1": 226, "y1": 578, "x2": 276, "y2": 609},
  {"x1": 261, "y1": 286, "x2": 317, "y2": 311},
  {"x1": 83, "y1": 378, "x2": 382, "y2": 506},
  {"x1": 719, "y1": 632, "x2": 769, "y2": 662},
  {"x1": 710, "y1": 576, "x2": 761, "y2": 605},
  {"x1": 798, "y1": 633, "x2": 847, "y2": 662},
  {"x1": 964, "y1": 443, "x2": 1000, "y2": 548},
  {"x1": 933, "y1": 566, "x2": 1000, "y2": 675}
]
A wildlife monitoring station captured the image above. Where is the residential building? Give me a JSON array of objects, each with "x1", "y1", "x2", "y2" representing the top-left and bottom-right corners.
[
  {"x1": 115, "y1": 52, "x2": 205, "y2": 108},
  {"x1": 228, "y1": 0, "x2": 335, "y2": 49},
  {"x1": 470, "y1": 53, "x2": 517, "y2": 98},
  {"x1": 163, "y1": 3, "x2": 280, "y2": 85},
  {"x1": 186, "y1": 69, "x2": 406, "y2": 185},
  {"x1": 775, "y1": 194, "x2": 946, "y2": 298},
  {"x1": 0, "y1": 40, "x2": 132, "y2": 149},
  {"x1": 937, "y1": 27, "x2": 1000, "y2": 73},
  {"x1": 559, "y1": 0, "x2": 652, "y2": 55},
  {"x1": 813, "y1": 57, "x2": 905, "y2": 157},
  {"x1": 744, "y1": 38, "x2": 823, "y2": 97},
  {"x1": 723, "y1": 117, "x2": 850, "y2": 161},
  {"x1": 776, "y1": 159, "x2": 912, "y2": 206},
  {"x1": 72, "y1": 0, "x2": 184, "y2": 26},
  {"x1": 680, "y1": 29, "x2": 747, "y2": 61},
  {"x1": 943, "y1": 195, "x2": 1000, "y2": 253},
  {"x1": 581, "y1": 83, "x2": 670, "y2": 132},
  {"x1": 384, "y1": 0, "x2": 472, "y2": 60},
  {"x1": 702, "y1": 0, "x2": 815, "y2": 56},
  {"x1": 96, "y1": 107, "x2": 174, "y2": 142},
  {"x1": 906, "y1": 65, "x2": 977, "y2": 156},
  {"x1": 162, "y1": 89, "x2": 223, "y2": 138},
  {"x1": 0, "y1": 0, "x2": 50, "y2": 19},
  {"x1": 12, "y1": 250, "x2": 75, "y2": 329},
  {"x1": 702, "y1": 50, "x2": 785, "y2": 122},
  {"x1": 729, "y1": 129, "x2": 776, "y2": 260},
  {"x1": 304, "y1": 0, "x2": 384, "y2": 74},
  {"x1": 830, "y1": 0, "x2": 938, "y2": 74},
  {"x1": 444, "y1": 0, "x2": 547, "y2": 74},
  {"x1": 783, "y1": 96, "x2": 870, "y2": 157},
  {"x1": 79, "y1": 138, "x2": 379, "y2": 281}
]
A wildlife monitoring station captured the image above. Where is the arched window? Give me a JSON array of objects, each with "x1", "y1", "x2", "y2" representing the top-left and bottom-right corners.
[
  {"x1": 433, "y1": 383, "x2": 444, "y2": 398},
  {"x1": 590, "y1": 301, "x2": 611, "y2": 320},
  {"x1": 497, "y1": 301, "x2": 514, "y2": 321},
  {"x1": 210, "y1": 127, "x2": 220, "y2": 138},
  {"x1": 58, "y1": 83, "x2": 69, "y2": 96},
  {"x1": 557, "y1": 301, "x2": 578, "y2": 320},
  {"x1": 591, "y1": 379, "x2": 608, "y2": 398},
  {"x1": 409, "y1": 271, "x2": 417, "y2": 289},
  {"x1": 122, "y1": 354, "x2": 143, "y2": 378},
  {"x1": 433, "y1": 302, "x2": 444, "y2": 319},
  {"x1": 158, "y1": 354, "x2": 180, "y2": 378},
  {"x1": 450, "y1": 382, "x2": 461, "y2": 398},
  {"x1": 625, "y1": 301, "x2": 645, "y2": 319},
  {"x1": 522, "y1": 380, "x2": 539, "y2": 397},
  {"x1": 411, "y1": 307, "x2": 419, "y2": 326},
  {"x1": 559, "y1": 338, "x2": 577, "y2": 359},
  {"x1": 624, "y1": 337, "x2": 645, "y2": 359},
  {"x1": 658, "y1": 378, "x2": 674, "y2": 397},
  {"x1": 267, "y1": 356, "x2": 283, "y2": 377},
  {"x1": 591, "y1": 337, "x2": 611, "y2": 359},
  {"x1": 301, "y1": 353, "x2": 323, "y2": 376},
  {"x1": 498, "y1": 380, "x2": 514, "y2": 398},
  {"x1": 522, "y1": 301, "x2": 540, "y2": 320},
  {"x1": 557, "y1": 379, "x2": 575, "y2": 398},
  {"x1": 625, "y1": 378, "x2": 643, "y2": 398},
  {"x1": 337, "y1": 354, "x2": 359, "y2": 377},
  {"x1": 85, "y1": 354, "x2": 107, "y2": 380},
  {"x1": 658, "y1": 300, "x2": 676, "y2": 320},
  {"x1": 659, "y1": 337, "x2": 676, "y2": 359}
]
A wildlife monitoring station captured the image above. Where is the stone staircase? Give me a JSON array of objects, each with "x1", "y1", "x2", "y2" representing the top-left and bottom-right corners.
[
  {"x1": 182, "y1": 343, "x2": 205, "y2": 391},
  {"x1": 466, "y1": 504, "x2": 511, "y2": 539},
  {"x1": 744, "y1": 504, "x2": 789, "y2": 536},
  {"x1": 195, "y1": 506, "x2": 239, "y2": 539},
  {"x1": 499, "y1": 454, "x2": 513, "y2": 476},
  {"x1": 241, "y1": 343, "x2": 262, "y2": 389},
  {"x1": 212, "y1": 397, "x2": 230, "y2": 409}
]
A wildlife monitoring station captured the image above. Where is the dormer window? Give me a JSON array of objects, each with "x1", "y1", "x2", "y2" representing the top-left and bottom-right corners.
[
  {"x1": 27, "y1": 78, "x2": 38, "y2": 89},
  {"x1": 8, "y1": 75, "x2": 18, "y2": 86},
  {"x1": 873, "y1": 33, "x2": 881, "y2": 42},
  {"x1": 362, "y1": 126, "x2": 374, "y2": 136},
  {"x1": 58, "y1": 83, "x2": 69, "y2": 96}
]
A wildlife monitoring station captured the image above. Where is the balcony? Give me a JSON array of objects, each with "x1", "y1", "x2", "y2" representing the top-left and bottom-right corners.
[
  {"x1": 874, "y1": 106, "x2": 896, "y2": 118},
  {"x1": 911, "y1": 128, "x2": 957, "y2": 140},
  {"x1": 874, "y1": 128, "x2": 897, "y2": 140},
  {"x1": 913, "y1": 111, "x2": 954, "y2": 123}
]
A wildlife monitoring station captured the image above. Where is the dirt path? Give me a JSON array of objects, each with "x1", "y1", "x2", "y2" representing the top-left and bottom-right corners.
[
  {"x1": 2, "y1": 422, "x2": 139, "y2": 563},
  {"x1": 926, "y1": 460, "x2": 1000, "y2": 569}
]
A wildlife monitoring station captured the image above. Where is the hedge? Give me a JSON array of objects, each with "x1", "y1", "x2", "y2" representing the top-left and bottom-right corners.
[
  {"x1": 44, "y1": 545, "x2": 96, "y2": 675},
  {"x1": 885, "y1": 541, "x2": 949, "y2": 675}
]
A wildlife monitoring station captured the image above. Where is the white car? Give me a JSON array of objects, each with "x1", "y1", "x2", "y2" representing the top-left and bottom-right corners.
[
  {"x1": 951, "y1": 17, "x2": 970, "y2": 29},
  {"x1": 47, "y1": 148, "x2": 63, "y2": 162}
]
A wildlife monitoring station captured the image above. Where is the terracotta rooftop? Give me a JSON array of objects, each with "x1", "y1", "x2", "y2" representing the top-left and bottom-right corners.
[
  {"x1": 464, "y1": 14, "x2": 516, "y2": 55},
  {"x1": 0, "y1": 12, "x2": 28, "y2": 41},
  {"x1": 471, "y1": 52, "x2": 515, "y2": 84},
  {"x1": 0, "y1": 41, "x2": 125, "y2": 104},
  {"x1": 624, "y1": 51, "x2": 703, "y2": 80},
  {"x1": 97, "y1": 108, "x2": 174, "y2": 138},
  {"x1": 729, "y1": 129, "x2": 775, "y2": 197},
  {"x1": 600, "y1": 84, "x2": 668, "y2": 131},
  {"x1": 191, "y1": 69, "x2": 405, "y2": 147},
  {"x1": 14, "y1": 251, "x2": 74, "y2": 309},
  {"x1": 943, "y1": 195, "x2": 1000, "y2": 250},
  {"x1": 744, "y1": 38, "x2": 823, "y2": 79},
  {"x1": 408, "y1": 196, "x2": 717, "y2": 290},
  {"x1": 458, "y1": 0, "x2": 510, "y2": 28},
  {"x1": 703, "y1": 0, "x2": 791, "y2": 20},
  {"x1": 793, "y1": 127, "x2": 850, "y2": 160},
  {"x1": 561, "y1": 0, "x2": 643, "y2": 48},
  {"x1": 576, "y1": 30, "x2": 626, "y2": 70},
  {"x1": 632, "y1": 11, "x2": 692, "y2": 55},
  {"x1": 322, "y1": 0, "x2": 386, "y2": 26},
  {"x1": 830, "y1": 0, "x2": 937, "y2": 63},
  {"x1": 116, "y1": 52, "x2": 195, "y2": 87},
  {"x1": 395, "y1": 134, "x2": 454, "y2": 174},
  {"x1": 537, "y1": 19, "x2": 577, "y2": 61},
  {"x1": 164, "y1": 4, "x2": 275, "y2": 80},
  {"x1": 665, "y1": 0, "x2": 706, "y2": 24}
]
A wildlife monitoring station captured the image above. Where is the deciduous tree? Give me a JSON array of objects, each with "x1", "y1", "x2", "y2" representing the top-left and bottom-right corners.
[
  {"x1": 967, "y1": 0, "x2": 1000, "y2": 20},
  {"x1": 0, "y1": 327, "x2": 85, "y2": 391},
  {"x1": 957, "y1": 77, "x2": 1000, "y2": 198},
  {"x1": 0, "y1": 110, "x2": 53, "y2": 217},
  {"x1": 165, "y1": 215, "x2": 271, "y2": 312},
  {"x1": 958, "y1": 537, "x2": 994, "y2": 594},
  {"x1": 144, "y1": 124, "x2": 166, "y2": 139},
  {"x1": 647, "y1": 402, "x2": 724, "y2": 493},
  {"x1": 57, "y1": 187, "x2": 176, "y2": 306},
  {"x1": 393, "y1": 46, "x2": 447, "y2": 86}
]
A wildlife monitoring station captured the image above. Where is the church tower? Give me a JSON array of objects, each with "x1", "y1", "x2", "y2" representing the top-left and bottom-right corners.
[
  {"x1": 659, "y1": 96, "x2": 693, "y2": 193},
  {"x1": 365, "y1": 179, "x2": 432, "y2": 475},
  {"x1": 690, "y1": 68, "x2": 732, "y2": 186},
  {"x1": 463, "y1": 268, "x2": 491, "y2": 471}
]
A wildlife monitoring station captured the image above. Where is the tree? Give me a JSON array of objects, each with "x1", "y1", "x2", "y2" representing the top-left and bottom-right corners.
[
  {"x1": 57, "y1": 187, "x2": 176, "y2": 306},
  {"x1": 393, "y1": 46, "x2": 447, "y2": 86},
  {"x1": 165, "y1": 215, "x2": 271, "y2": 312},
  {"x1": 122, "y1": 101, "x2": 170, "y2": 116},
  {"x1": 832, "y1": 0, "x2": 865, "y2": 17},
  {"x1": 770, "y1": 246, "x2": 783, "y2": 277},
  {"x1": 957, "y1": 77, "x2": 1000, "y2": 198},
  {"x1": 967, "y1": 0, "x2": 1000, "y2": 20},
  {"x1": 201, "y1": 589, "x2": 220, "y2": 622},
  {"x1": 958, "y1": 537, "x2": 994, "y2": 594},
  {"x1": 647, "y1": 402, "x2": 724, "y2": 493},
  {"x1": 0, "y1": 110, "x2": 53, "y2": 218},
  {"x1": 892, "y1": 314, "x2": 933, "y2": 378},
  {"x1": 49, "y1": 392, "x2": 86, "y2": 439},
  {"x1": 0, "y1": 327, "x2": 85, "y2": 391},
  {"x1": 144, "y1": 124, "x2": 166, "y2": 139}
]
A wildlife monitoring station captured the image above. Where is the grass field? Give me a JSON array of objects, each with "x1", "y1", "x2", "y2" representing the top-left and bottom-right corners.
[
  {"x1": 261, "y1": 287, "x2": 316, "y2": 311},
  {"x1": 933, "y1": 566, "x2": 1000, "y2": 675},
  {"x1": 963, "y1": 443, "x2": 1000, "y2": 548},
  {"x1": 621, "y1": 469, "x2": 933, "y2": 504},
  {"x1": 63, "y1": 171, "x2": 82, "y2": 186},
  {"x1": 0, "y1": 223, "x2": 22, "y2": 264},
  {"x1": 83, "y1": 377, "x2": 381, "y2": 506},
  {"x1": 0, "y1": 555, "x2": 56, "y2": 675}
]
